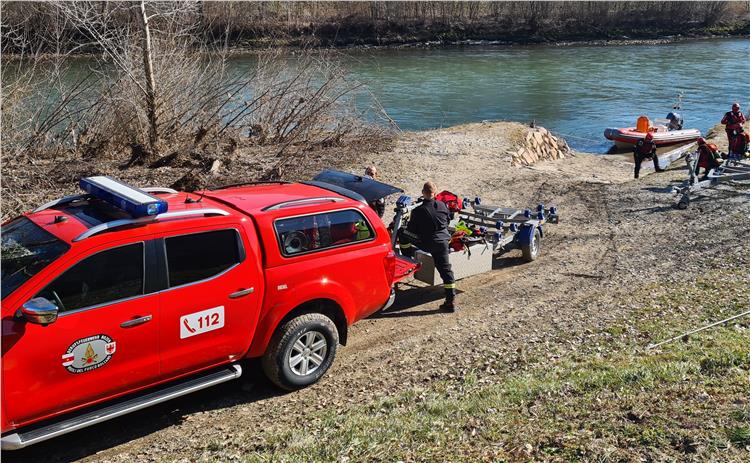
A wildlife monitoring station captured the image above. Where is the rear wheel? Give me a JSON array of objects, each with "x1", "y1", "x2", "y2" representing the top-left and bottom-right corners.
[
  {"x1": 521, "y1": 228, "x2": 541, "y2": 262},
  {"x1": 262, "y1": 313, "x2": 339, "y2": 390}
]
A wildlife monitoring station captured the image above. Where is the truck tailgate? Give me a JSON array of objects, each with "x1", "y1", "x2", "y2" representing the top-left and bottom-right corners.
[{"x1": 394, "y1": 256, "x2": 419, "y2": 282}]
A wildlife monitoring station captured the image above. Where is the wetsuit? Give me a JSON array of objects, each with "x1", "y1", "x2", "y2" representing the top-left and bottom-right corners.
[
  {"x1": 633, "y1": 138, "x2": 661, "y2": 178},
  {"x1": 721, "y1": 110, "x2": 746, "y2": 144},
  {"x1": 729, "y1": 130, "x2": 750, "y2": 158},
  {"x1": 405, "y1": 198, "x2": 456, "y2": 305},
  {"x1": 696, "y1": 144, "x2": 721, "y2": 178}
]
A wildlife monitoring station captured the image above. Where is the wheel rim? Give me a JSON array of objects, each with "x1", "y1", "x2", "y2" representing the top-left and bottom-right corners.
[
  {"x1": 531, "y1": 232, "x2": 540, "y2": 257},
  {"x1": 288, "y1": 330, "x2": 327, "y2": 376}
]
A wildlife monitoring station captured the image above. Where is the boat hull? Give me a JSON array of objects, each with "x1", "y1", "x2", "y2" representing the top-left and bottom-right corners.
[{"x1": 604, "y1": 127, "x2": 701, "y2": 148}]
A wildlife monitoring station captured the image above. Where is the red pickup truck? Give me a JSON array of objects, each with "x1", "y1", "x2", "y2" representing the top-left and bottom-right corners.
[{"x1": 1, "y1": 174, "x2": 416, "y2": 450}]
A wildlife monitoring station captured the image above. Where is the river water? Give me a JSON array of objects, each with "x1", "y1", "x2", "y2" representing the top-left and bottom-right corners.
[
  {"x1": 12, "y1": 38, "x2": 749, "y2": 153},
  {"x1": 330, "y1": 38, "x2": 749, "y2": 152}
]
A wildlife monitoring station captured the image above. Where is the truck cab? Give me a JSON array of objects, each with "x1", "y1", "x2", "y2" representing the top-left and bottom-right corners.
[{"x1": 1, "y1": 175, "x2": 416, "y2": 449}]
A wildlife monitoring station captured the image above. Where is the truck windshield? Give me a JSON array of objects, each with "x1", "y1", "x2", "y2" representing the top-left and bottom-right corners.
[{"x1": 1, "y1": 217, "x2": 70, "y2": 300}]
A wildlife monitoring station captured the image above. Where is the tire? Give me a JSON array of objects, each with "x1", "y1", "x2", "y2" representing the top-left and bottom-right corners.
[
  {"x1": 521, "y1": 228, "x2": 541, "y2": 262},
  {"x1": 262, "y1": 313, "x2": 339, "y2": 391}
]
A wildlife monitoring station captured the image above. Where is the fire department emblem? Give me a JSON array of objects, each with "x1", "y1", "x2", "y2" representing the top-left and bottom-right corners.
[{"x1": 61, "y1": 334, "x2": 117, "y2": 374}]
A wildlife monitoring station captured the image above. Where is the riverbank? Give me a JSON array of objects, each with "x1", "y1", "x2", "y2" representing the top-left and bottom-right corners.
[
  {"x1": 6, "y1": 30, "x2": 748, "y2": 61},
  {"x1": 6, "y1": 121, "x2": 749, "y2": 463},
  {"x1": 225, "y1": 26, "x2": 750, "y2": 51},
  {"x1": 210, "y1": 31, "x2": 750, "y2": 57}
]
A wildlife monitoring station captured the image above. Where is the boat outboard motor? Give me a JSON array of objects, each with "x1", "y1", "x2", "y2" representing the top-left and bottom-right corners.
[{"x1": 666, "y1": 112, "x2": 683, "y2": 131}]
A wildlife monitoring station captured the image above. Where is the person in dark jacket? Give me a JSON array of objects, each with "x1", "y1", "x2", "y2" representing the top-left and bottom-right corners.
[
  {"x1": 633, "y1": 132, "x2": 664, "y2": 179},
  {"x1": 364, "y1": 166, "x2": 386, "y2": 218},
  {"x1": 721, "y1": 103, "x2": 746, "y2": 145},
  {"x1": 404, "y1": 181, "x2": 457, "y2": 312}
]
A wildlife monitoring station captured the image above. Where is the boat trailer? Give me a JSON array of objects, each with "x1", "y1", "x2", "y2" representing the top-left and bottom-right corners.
[
  {"x1": 674, "y1": 152, "x2": 750, "y2": 209},
  {"x1": 390, "y1": 195, "x2": 559, "y2": 284}
]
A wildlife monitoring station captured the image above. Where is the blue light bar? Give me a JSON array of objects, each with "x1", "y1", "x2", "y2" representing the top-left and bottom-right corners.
[{"x1": 79, "y1": 176, "x2": 168, "y2": 218}]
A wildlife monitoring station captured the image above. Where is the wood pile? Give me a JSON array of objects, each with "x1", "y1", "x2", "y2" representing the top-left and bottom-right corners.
[{"x1": 512, "y1": 127, "x2": 573, "y2": 166}]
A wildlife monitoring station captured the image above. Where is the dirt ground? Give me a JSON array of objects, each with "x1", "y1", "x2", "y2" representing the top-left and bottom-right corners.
[{"x1": 5, "y1": 122, "x2": 749, "y2": 463}]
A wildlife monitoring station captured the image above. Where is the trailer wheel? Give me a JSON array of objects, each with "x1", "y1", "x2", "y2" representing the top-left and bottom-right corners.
[
  {"x1": 521, "y1": 228, "x2": 541, "y2": 262},
  {"x1": 262, "y1": 313, "x2": 339, "y2": 391}
]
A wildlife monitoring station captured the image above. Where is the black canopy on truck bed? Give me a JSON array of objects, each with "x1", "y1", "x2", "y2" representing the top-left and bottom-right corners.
[{"x1": 310, "y1": 170, "x2": 403, "y2": 203}]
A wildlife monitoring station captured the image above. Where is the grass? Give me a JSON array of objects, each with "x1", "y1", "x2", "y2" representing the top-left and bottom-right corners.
[{"x1": 241, "y1": 267, "x2": 750, "y2": 462}]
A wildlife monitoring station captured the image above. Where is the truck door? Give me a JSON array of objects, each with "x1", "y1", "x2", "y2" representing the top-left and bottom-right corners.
[
  {"x1": 2, "y1": 241, "x2": 160, "y2": 427},
  {"x1": 157, "y1": 227, "x2": 262, "y2": 379}
]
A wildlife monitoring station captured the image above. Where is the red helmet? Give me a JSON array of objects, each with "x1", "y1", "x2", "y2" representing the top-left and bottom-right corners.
[
  {"x1": 697, "y1": 137, "x2": 706, "y2": 145},
  {"x1": 733, "y1": 103, "x2": 740, "y2": 111},
  {"x1": 645, "y1": 132, "x2": 654, "y2": 141}
]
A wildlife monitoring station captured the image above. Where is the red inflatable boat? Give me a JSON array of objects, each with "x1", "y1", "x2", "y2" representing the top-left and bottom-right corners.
[{"x1": 604, "y1": 115, "x2": 701, "y2": 148}]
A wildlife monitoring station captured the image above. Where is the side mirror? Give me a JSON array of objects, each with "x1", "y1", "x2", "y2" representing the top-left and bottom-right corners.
[{"x1": 21, "y1": 297, "x2": 59, "y2": 325}]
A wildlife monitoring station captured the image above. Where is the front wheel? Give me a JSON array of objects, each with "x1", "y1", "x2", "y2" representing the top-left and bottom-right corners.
[
  {"x1": 677, "y1": 194, "x2": 690, "y2": 210},
  {"x1": 262, "y1": 313, "x2": 339, "y2": 391},
  {"x1": 521, "y1": 228, "x2": 541, "y2": 262}
]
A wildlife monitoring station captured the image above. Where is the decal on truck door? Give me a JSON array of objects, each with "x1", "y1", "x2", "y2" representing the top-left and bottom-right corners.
[
  {"x1": 180, "y1": 306, "x2": 225, "y2": 339},
  {"x1": 61, "y1": 334, "x2": 117, "y2": 373}
]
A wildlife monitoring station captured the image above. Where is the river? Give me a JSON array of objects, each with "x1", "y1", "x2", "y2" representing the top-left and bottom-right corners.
[
  {"x1": 10, "y1": 38, "x2": 750, "y2": 153},
  {"x1": 331, "y1": 38, "x2": 749, "y2": 152}
]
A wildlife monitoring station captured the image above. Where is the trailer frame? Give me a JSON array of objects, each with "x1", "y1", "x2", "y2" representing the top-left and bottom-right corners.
[
  {"x1": 673, "y1": 151, "x2": 750, "y2": 209},
  {"x1": 390, "y1": 195, "x2": 559, "y2": 284}
]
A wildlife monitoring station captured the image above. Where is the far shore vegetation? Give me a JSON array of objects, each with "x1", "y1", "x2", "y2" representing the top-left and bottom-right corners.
[{"x1": 3, "y1": 1, "x2": 750, "y2": 52}]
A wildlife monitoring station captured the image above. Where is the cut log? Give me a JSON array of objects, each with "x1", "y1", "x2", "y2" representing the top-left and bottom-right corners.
[{"x1": 534, "y1": 132, "x2": 545, "y2": 145}]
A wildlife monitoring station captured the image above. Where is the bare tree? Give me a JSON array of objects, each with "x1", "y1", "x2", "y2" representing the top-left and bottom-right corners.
[
  {"x1": 56, "y1": 1, "x2": 201, "y2": 158},
  {"x1": 138, "y1": 1, "x2": 158, "y2": 153}
]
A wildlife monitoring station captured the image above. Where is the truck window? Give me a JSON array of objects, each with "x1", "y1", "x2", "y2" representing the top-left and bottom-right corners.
[
  {"x1": 165, "y1": 229, "x2": 241, "y2": 287},
  {"x1": 36, "y1": 243, "x2": 144, "y2": 312},
  {"x1": 1, "y1": 217, "x2": 70, "y2": 300},
  {"x1": 275, "y1": 209, "x2": 374, "y2": 256}
]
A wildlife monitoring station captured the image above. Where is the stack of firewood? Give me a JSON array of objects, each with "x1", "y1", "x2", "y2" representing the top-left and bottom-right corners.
[{"x1": 512, "y1": 127, "x2": 573, "y2": 166}]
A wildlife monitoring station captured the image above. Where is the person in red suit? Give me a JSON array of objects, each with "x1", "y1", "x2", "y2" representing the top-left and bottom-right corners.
[
  {"x1": 695, "y1": 137, "x2": 721, "y2": 179},
  {"x1": 721, "y1": 102, "x2": 746, "y2": 144}
]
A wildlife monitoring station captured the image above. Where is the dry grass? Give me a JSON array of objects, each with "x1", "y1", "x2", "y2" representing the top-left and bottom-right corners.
[{"x1": 242, "y1": 266, "x2": 750, "y2": 462}]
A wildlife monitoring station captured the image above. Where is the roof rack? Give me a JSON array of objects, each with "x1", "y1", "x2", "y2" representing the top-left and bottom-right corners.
[
  {"x1": 72, "y1": 208, "x2": 229, "y2": 242},
  {"x1": 142, "y1": 187, "x2": 178, "y2": 194},
  {"x1": 262, "y1": 197, "x2": 345, "y2": 211},
  {"x1": 33, "y1": 194, "x2": 90, "y2": 213},
  {"x1": 302, "y1": 180, "x2": 366, "y2": 203},
  {"x1": 208, "y1": 181, "x2": 291, "y2": 191}
]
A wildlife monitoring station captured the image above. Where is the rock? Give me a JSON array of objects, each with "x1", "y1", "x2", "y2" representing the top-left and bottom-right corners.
[{"x1": 209, "y1": 159, "x2": 222, "y2": 175}]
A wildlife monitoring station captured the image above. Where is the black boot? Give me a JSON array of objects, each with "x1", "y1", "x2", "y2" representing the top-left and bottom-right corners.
[{"x1": 439, "y1": 288, "x2": 456, "y2": 312}]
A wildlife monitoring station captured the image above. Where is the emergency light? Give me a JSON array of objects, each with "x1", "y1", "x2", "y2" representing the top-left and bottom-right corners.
[{"x1": 80, "y1": 176, "x2": 168, "y2": 218}]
